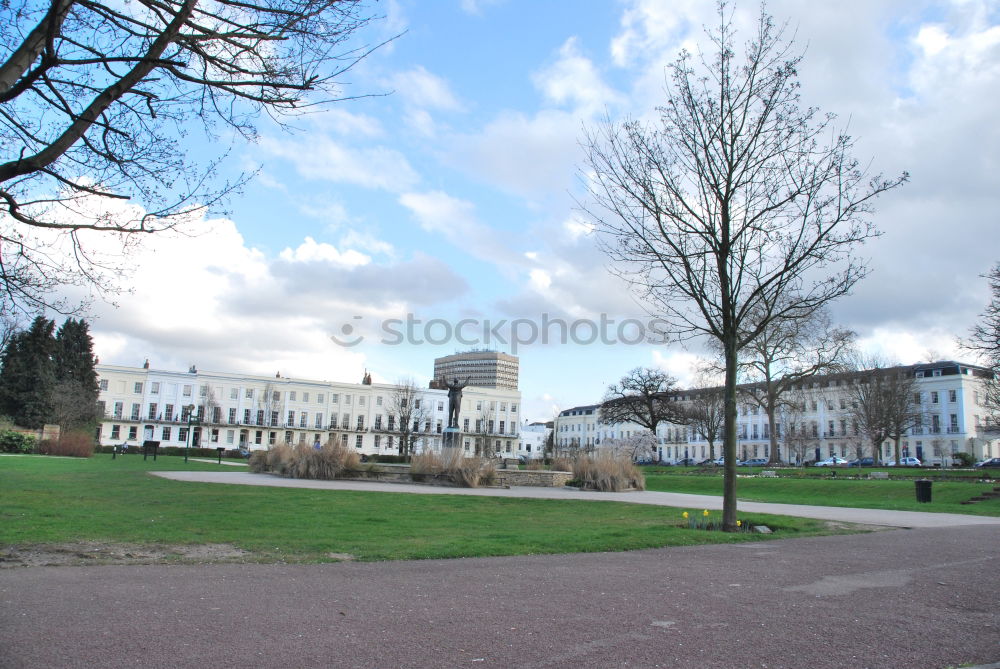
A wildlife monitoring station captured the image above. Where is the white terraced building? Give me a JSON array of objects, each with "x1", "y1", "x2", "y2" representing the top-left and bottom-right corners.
[
  {"x1": 554, "y1": 361, "x2": 1000, "y2": 465},
  {"x1": 95, "y1": 364, "x2": 521, "y2": 457}
]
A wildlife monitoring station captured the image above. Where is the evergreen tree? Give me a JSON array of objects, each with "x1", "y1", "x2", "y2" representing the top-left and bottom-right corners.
[
  {"x1": 52, "y1": 319, "x2": 101, "y2": 429},
  {"x1": 0, "y1": 316, "x2": 56, "y2": 428}
]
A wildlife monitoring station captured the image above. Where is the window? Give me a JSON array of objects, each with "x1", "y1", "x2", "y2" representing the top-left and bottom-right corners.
[
  {"x1": 271, "y1": 411, "x2": 278, "y2": 426},
  {"x1": 99, "y1": 379, "x2": 109, "y2": 391},
  {"x1": 287, "y1": 411, "x2": 295, "y2": 425},
  {"x1": 164, "y1": 404, "x2": 174, "y2": 421},
  {"x1": 162, "y1": 427, "x2": 171, "y2": 440},
  {"x1": 289, "y1": 391, "x2": 297, "y2": 401},
  {"x1": 500, "y1": 402, "x2": 507, "y2": 411},
  {"x1": 245, "y1": 388, "x2": 254, "y2": 399},
  {"x1": 376, "y1": 396, "x2": 382, "y2": 406},
  {"x1": 243, "y1": 408, "x2": 251, "y2": 424},
  {"x1": 127, "y1": 426, "x2": 137, "y2": 440},
  {"x1": 111, "y1": 425, "x2": 121, "y2": 439},
  {"x1": 134, "y1": 382, "x2": 143, "y2": 394},
  {"x1": 148, "y1": 403, "x2": 158, "y2": 420},
  {"x1": 272, "y1": 391, "x2": 280, "y2": 402},
  {"x1": 345, "y1": 395, "x2": 352, "y2": 405},
  {"x1": 463, "y1": 418, "x2": 470, "y2": 432},
  {"x1": 511, "y1": 403, "x2": 517, "y2": 413},
  {"x1": 183, "y1": 385, "x2": 192, "y2": 397},
  {"x1": 357, "y1": 415, "x2": 365, "y2": 430},
  {"x1": 436, "y1": 420, "x2": 442, "y2": 433},
  {"x1": 227, "y1": 430, "x2": 235, "y2": 444},
  {"x1": 499, "y1": 420, "x2": 505, "y2": 434},
  {"x1": 387, "y1": 415, "x2": 394, "y2": 430},
  {"x1": 343, "y1": 413, "x2": 350, "y2": 429},
  {"x1": 130, "y1": 403, "x2": 141, "y2": 420},
  {"x1": 255, "y1": 409, "x2": 263, "y2": 426},
  {"x1": 331, "y1": 394, "x2": 339, "y2": 404},
  {"x1": 374, "y1": 435, "x2": 381, "y2": 448},
  {"x1": 949, "y1": 389, "x2": 957, "y2": 403},
  {"x1": 476, "y1": 401, "x2": 482, "y2": 411},
  {"x1": 212, "y1": 429, "x2": 220, "y2": 443},
  {"x1": 931, "y1": 391, "x2": 939, "y2": 404},
  {"x1": 359, "y1": 396, "x2": 365, "y2": 407},
  {"x1": 355, "y1": 435, "x2": 363, "y2": 449},
  {"x1": 230, "y1": 388, "x2": 238, "y2": 400},
  {"x1": 255, "y1": 431, "x2": 262, "y2": 445},
  {"x1": 268, "y1": 432, "x2": 276, "y2": 445},
  {"x1": 414, "y1": 399, "x2": 421, "y2": 409},
  {"x1": 299, "y1": 413, "x2": 308, "y2": 428},
  {"x1": 199, "y1": 385, "x2": 207, "y2": 397},
  {"x1": 315, "y1": 413, "x2": 324, "y2": 428},
  {"x1": 317, "y1": 393, "x2": 324, "y2": 404},
  {"x1": 228, "y1": 408, "x2": 237, "y2": 424},
  {"x1": 913, "y1": 392, "x2": 921, "y2": 405},
  {"x1": 331, "y1": 415, "x2": 339, "y2": 429},
  {"x1": 212, "y1": 407, "x2": 221, "y2": 423},
  {"x1": 285, "y1": 431, "x2": 293, "y2": 444},
  {"x1": 303, "y1": 392, "x2": 309, "y2": 403},
  {"x1": 151, "y1": 382, "x2": 160, "y2": 394},
  {"x1": 374, "y1": 415, "x2": 383, "y2": 430}
]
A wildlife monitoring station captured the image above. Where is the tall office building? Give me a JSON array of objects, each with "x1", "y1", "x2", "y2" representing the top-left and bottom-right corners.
[{"x1": 433, "y1": 351, "x2": 519, "y2": 390}]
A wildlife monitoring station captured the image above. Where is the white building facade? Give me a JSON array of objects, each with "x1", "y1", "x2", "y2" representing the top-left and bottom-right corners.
[
  {"x1": 553, "y1": 361, "x2": 999, "y2": 465},
  {"x1": 96, "y1": 364, "x2": 521, "y2": 457}
]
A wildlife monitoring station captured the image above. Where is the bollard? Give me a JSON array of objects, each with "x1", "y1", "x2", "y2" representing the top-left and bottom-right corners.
[{"x1": 915, "y1": 479, "x2": 932, "y2": 503}]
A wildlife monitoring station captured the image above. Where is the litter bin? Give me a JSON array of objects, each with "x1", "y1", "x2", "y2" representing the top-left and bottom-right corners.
[{"x1": 915, "y1": 479, "x2": 932, "y2": 503}]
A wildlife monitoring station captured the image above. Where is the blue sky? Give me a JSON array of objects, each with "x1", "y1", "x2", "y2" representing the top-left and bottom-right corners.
[{"x1": 80, "y1": 0, "x2": 1000, "y2": 422}]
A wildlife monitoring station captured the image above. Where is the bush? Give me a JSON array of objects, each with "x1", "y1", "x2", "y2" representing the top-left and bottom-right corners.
[
  {"x1": 249, "y1": 442, "x2": 360, "y2": 480},
  {"x1": 36, "y1": 431, "x2": 94, "y2": 457},
  {"x1": 571, "y1": 452, "x2": 645, "y2": 492},
  {"x1": 954, "y1": 452, "x2": 976, "y2": 467},
  {"x1": 0, "y1": 430, "x2": 35, "y2": 453},
  {"x1": 550, "y1": 456, "x2": 574, "y2": 472},
  {"x1": 411, "y1": 450, "x2": 496, "y2": 487}
]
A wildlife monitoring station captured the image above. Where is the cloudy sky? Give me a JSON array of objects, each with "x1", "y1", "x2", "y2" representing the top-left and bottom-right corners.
[{"x1": 75, "y1": 0, "x2": 999, "y2": 422}]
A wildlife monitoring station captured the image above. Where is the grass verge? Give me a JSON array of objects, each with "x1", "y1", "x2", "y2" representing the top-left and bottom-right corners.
[
  {"x1": 1, "y1": 454, "x2": 859, "y2": 564},
  {"x1": 643, "y1": 471, "x2": 1000, "y2": 515}
]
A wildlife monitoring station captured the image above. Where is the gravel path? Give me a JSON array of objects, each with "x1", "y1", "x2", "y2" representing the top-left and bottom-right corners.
[{"x1": 2, "y1": 526, "x2": 998, "y2": 668}]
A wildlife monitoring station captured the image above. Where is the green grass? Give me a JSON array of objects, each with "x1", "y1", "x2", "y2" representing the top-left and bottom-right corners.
[
  {"x1": 643, "y1": 470, "x2": 1000, "y2": 515},
  {"x1": 1, "y1": 454, "x2": 851, "y2": 563}
]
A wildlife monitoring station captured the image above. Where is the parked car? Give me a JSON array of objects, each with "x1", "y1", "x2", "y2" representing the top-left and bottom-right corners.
[
  {"x1": 740, "y1": 457, "x2": 769, "y2": 467},
  {"x1": 974, "y1": 457, "x2": 1000, "y2": 468},
  {"x1": 674, "y1": 457, "x2": 699, "y2": 466},
  {"x1": 847, "y1": 457, "x2": 874, "y2": 467},
  {"x1": 712, "y1": 456, "x2": 726, "y2": 466},
  {"x1": 814, "y1": 456, "x2": 849, "y2": 467},
  {"x1": 886, "y1": 457, "x2": 922, "y2": 467},
  {"x1": 238, "y1": 448, "x2": 251, "y2": 459},
  {"x1": 697, "y1": 458, "x2": 717, "y2": 466}
]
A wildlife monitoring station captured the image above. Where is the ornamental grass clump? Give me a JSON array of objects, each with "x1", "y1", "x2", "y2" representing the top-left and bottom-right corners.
[
  {"x1": 411, "y1": 450, "x2": 496, "y2": 487},
  {"x1": 550, "y1": 456, "x2": 574, "y2": 472},
  {"x1": 35, "y1": 431, "x2": 94, "y2": 457},
  {"x1": 249, "y1": 442, "x2": 359, "y2": 480},
  {"x1": 571, "y1": 451, "x2": 645, "y2": 492}
]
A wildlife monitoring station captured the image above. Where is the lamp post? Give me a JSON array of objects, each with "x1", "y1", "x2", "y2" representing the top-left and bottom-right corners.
[{"x1": 184, "y1": 404, "x2": 197, "y2": 463}]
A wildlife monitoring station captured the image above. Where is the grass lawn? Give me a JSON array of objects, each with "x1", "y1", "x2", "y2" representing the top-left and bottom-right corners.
[
  {"x1": 643, "y1": 470, "x2": 1000, "y2": 515},
  {"x1": 1, "y1": 454, "x2": 853, "y2": 563}
]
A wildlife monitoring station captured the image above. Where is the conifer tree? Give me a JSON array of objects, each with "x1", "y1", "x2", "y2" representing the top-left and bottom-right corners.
[{"x1": 0, "y1": 316, "x2": 56, "y2": 428}]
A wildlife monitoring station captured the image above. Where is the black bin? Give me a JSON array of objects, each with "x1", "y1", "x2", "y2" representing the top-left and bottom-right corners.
[{"x1": 915, "y1": 479, "x2": 932, "y2": 503}]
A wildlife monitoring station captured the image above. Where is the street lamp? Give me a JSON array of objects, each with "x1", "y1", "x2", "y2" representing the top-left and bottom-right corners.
[{"x1": 184, "y1": 404, "x2": 197, "y2": 463}]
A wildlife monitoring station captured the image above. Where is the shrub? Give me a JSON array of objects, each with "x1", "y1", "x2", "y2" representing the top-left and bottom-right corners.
[
  {"x1": 250, "y1": 442, "x2": 360, "y2": 480},
  {"x1": 571, "y1": 451, "x2": 645, "y2": 492},
  {"x1": 550, "y1": 456, "x2": 574, "y2": 472},
  {"x1": 954, "y1": 452, "x2": 976, "y2": 467},
  {"x1": 411, "y1": 450, "x2": 496, "y2": 487},
  {"x1": 0, "y1": 430, "x2": 35, "y2": 454},
  {"x1": 36, "y1": 431, "x2": 94, "y2": 457}
]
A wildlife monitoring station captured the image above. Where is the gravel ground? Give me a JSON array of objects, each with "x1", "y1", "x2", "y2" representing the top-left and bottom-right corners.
[{"x1": 1, "y1": 525, "x2": 998, "y2": 669}]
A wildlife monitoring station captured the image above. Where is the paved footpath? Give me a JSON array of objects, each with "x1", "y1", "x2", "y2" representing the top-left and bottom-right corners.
[{"x1": 154, "y1": 470, "x2": 1000, "y2": 528}]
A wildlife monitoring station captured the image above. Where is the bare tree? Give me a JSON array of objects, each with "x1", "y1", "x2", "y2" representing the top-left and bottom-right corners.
[
  {"x1": 738, "y1": 308, "x2": 854, "y2": 464},
  {"x1": 602, "y1": 432, "x2": 658, "y2": 461},
  {"x1": 845, "y1": 357, "x2": 921, "y2": 465},
  {"x1": 965, "y1": 263, "x2": 1000, "y2": 410},
  {"x1": 780, "y1": 390, "x2": 820, "y2": 464},
  {"x1": 388, "y1": 378, "x2": 428, "y2": 461},
  {"x1": 682, "y1": 386, "x2": 725, "y2": 461},
  {"x1": 0, "y1": 0, "x2": 389, "y2": 315},
  {"x1": 582, "y1": 5, "x2": 906, "y2": 529},
  {"x1": 599, "y1": 367, "x2": 684, "y2": 461}
]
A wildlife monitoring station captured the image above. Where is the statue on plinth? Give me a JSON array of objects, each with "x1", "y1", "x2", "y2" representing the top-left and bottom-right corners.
[{"x1": 443, "y1": 377, "x2": 469, "y2": 429}]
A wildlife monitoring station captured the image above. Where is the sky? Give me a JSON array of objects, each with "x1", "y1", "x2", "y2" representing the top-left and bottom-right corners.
[{"x1": 67, "y1": 0, "x2": 1000, "y2": 423}]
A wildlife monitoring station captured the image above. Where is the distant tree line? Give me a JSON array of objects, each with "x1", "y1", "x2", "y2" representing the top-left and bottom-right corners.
[{"x1": 0, "y1": 316, "x2": 100, "y2": 429}]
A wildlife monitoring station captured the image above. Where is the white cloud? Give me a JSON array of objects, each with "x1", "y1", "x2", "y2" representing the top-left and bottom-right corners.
[
  {"x1": 260, "y1": 136, "x2": 419, "y2": 192},
  {"x1": 278, "y1": 237, "x2": 370, "y2": 268},
  {"x1": 532, "y1": 37, "x2": 622, "y2": 115},
  {"x1": 459, "y1": 0, "x2": 504, "y2": 16},
  {"x1": 387, "y1": 65, "x2": 464, "y2": 111}
]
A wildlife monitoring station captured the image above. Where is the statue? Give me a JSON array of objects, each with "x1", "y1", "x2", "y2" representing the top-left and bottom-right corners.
[{"x1": 444, "y1": 377, "x2": 469, "y2": 429}]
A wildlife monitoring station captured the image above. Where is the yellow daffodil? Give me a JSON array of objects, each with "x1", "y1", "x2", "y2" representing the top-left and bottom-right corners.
[
  {"x1": 737, "y1": 520, "x2": 742, "y2": 527},
  {"x1": 682, "y1": 511, "x2": 689, "y2": 519},
  {"x1": 702, "y1": 509, "x2": 710, "y2": 517}
]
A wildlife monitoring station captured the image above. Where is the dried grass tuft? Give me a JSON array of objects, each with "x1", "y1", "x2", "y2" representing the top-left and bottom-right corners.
[
  {"x1": 571, "y1": 451, "x2": 645, "y2": 492},
  {"x1": 250, "y1": 442, "x2": 360, "y2": 480}
]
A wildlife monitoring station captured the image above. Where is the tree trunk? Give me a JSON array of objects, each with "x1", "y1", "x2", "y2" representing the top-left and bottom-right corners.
[
  {"x1": 766, "y1": 395, "x2": 780, "y2": 464},
  {"x1": 722, "y1": 335, "x2": 739, "y2": 531}
]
